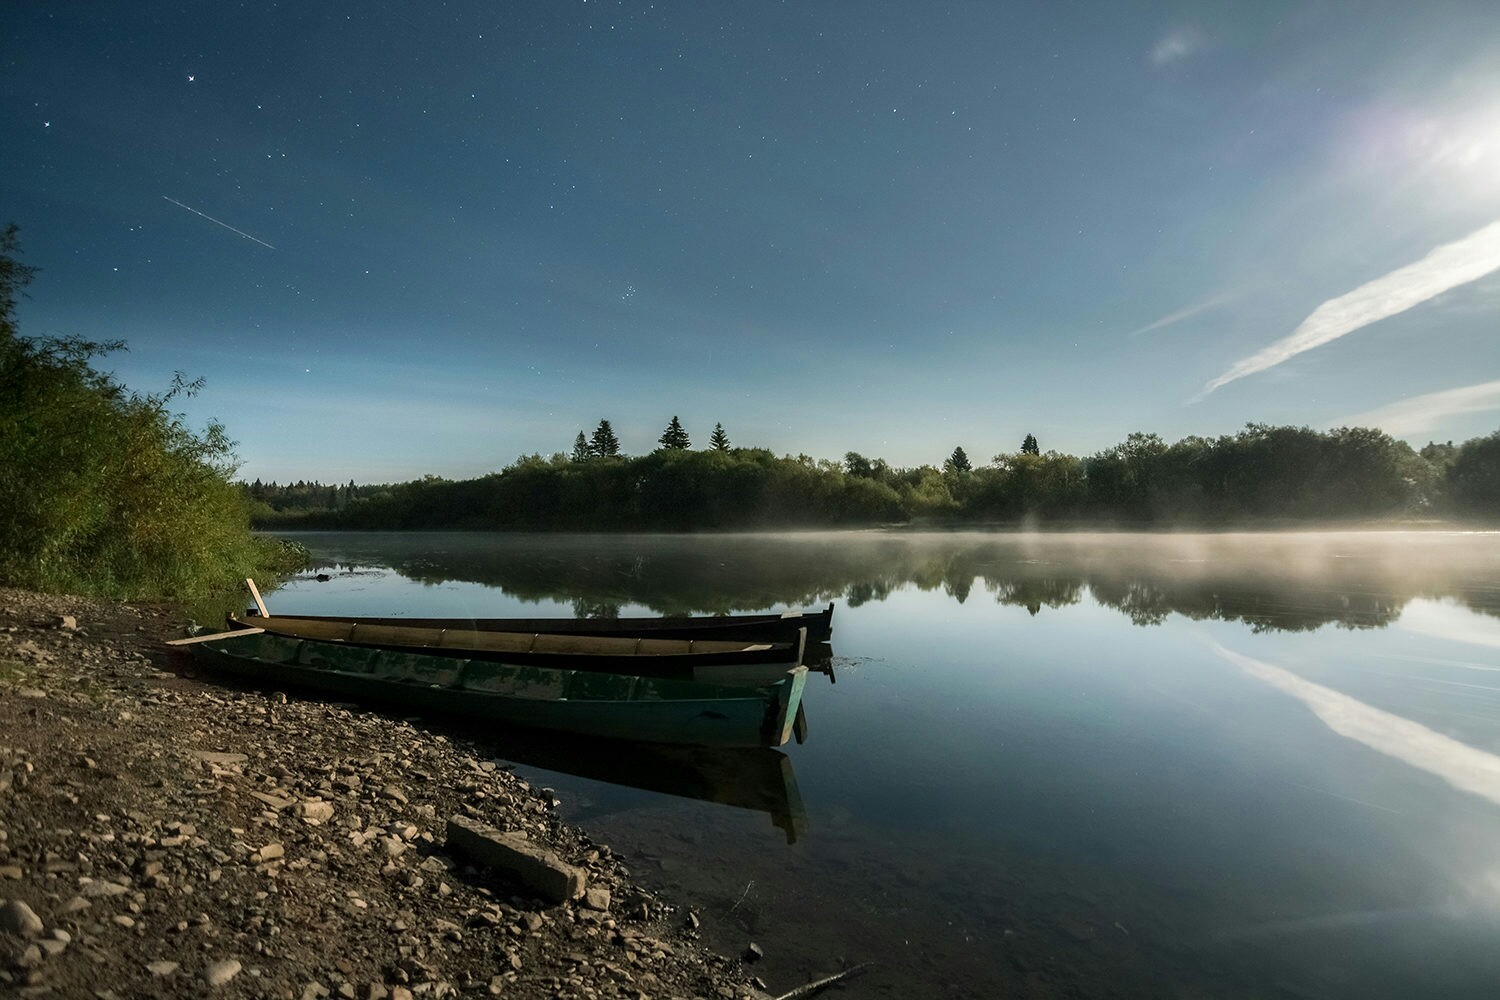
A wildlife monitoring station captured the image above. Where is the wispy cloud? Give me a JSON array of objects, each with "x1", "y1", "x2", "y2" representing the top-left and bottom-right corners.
[
  {"x1": 1150, "y1": 27, "x2": 1205, "y2": 66},
  {"x1": 1195, "y1": 218, "x2": 1500, "y2": 400},
  {"x1": 1338, "y1": 379, "x2": 1500, "y2": 436},
  {"x1": 1129, "y1": 291, "x2": 1237, "y2": 338}
]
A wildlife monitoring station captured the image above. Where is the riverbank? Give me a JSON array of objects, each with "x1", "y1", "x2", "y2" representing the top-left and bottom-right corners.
[{"x1": 0, "y1": 587, "x2": 774, "y2": 999}]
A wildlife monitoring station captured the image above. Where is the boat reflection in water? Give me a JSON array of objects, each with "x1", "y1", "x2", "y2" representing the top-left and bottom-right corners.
[{"x1": 467, "y1": 727, "x2": 809, "y2": 844}]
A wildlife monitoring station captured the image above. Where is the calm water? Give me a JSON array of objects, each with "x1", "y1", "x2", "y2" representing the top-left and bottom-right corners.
[{"x1": 259, "y1": 531, "x2": 1500, "y2": 999}]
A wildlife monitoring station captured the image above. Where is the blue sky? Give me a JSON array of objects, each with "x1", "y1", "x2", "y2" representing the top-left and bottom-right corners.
[{"x1": 4, "y1": 1, "x2": 1499, "y2": 483}]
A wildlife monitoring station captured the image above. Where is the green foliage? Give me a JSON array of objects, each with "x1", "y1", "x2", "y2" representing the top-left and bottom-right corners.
[
  {"x1": 590, "y1": 419, "x2": 621, "y2": 458},
  {"x1": 658, "y1": 415, "x2": 691, "y2": 450},
  {"x1": 710, "y1": 422, "x2": 730, "y2": 451},
  {"x1": 1447, "y1": 431, "x2": 1500, "y2": 515},
  {"x1": 945, "y1": 446, "x2": 971, "y2": 473},
  {"x1": 0, "y1": 225, "x2": 303, "y2": 597},
  {"x1": 1021, "y1": 433, "x2": 1040, "y2": 456}
]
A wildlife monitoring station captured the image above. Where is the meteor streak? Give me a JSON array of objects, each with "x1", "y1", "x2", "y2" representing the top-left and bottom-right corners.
[{"x1": 162, "y1": 196, "x2": 275, "y2": 249}]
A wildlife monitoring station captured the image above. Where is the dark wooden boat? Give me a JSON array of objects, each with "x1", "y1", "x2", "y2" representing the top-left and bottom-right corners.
[
  {"x1": 169, "y1": 629, "x2": 808, "y2": 748},
  {"x1": 226, "y1": 614, "x2": 806, "y2": 686},
  {"x1": 237, "y1": 603, "x2": 835, "y2": 644}
]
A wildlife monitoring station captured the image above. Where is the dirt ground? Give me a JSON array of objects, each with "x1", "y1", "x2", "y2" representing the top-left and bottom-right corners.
[{"x1": 0, "y1": 586, "x2": 785, "y2": 1000}]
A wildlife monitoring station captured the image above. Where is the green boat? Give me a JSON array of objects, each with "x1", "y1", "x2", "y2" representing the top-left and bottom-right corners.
[{"x1": 170, "y1": 629, "x2": 808, "y2": 748}]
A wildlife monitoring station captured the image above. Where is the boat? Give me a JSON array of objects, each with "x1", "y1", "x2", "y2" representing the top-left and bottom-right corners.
[
  {"x1": 226, "y1": 614, "x2": 807, "y2": 686},
  {"x1": 239, "y1": 605, "x2": 834, "y2": 644},
  {"x1": 168, "y1": 629, "x2": 808, "y2": 749}
]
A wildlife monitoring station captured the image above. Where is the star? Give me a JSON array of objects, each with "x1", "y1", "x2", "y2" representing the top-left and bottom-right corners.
[{"x1": 187, "y1": 74, "x2": 195, "y2": 82}]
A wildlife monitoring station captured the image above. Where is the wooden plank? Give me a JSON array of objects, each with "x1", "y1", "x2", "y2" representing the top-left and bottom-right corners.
[
  {"x1": 166, "y1": 627, "x2": 264, "y2": 646},
  {"x1": 245, "y1": 578, "x2": 269, "y2": 617}
]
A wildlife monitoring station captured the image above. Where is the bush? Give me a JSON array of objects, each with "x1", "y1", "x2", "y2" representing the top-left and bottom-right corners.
[{"x1": 0, "y1": 224, "x2": 304, "y2": 597}]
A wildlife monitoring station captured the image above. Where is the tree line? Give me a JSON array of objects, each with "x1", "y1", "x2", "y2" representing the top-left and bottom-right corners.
[{"x1": 249, "y1": 417, "x2": 1500, "y2": 530}]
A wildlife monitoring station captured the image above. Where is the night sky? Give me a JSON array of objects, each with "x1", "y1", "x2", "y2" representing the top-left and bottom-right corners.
[{"x1": 5, "y1": 2, "x2": 1499, "y2": 483}]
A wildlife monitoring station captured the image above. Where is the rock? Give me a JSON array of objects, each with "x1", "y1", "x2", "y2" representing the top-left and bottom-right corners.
[
  {"x1": 444, "y1": 815, "x2": 585, "y2": 903},
  {"x1": 301, "y1": 982, "x2": 331, "y2": 999},
  {"x1": 206, "y1": 958, "x2": 242, "y2": 986},
  {"x1": 365, "y1": 984, "x2": 389, "y2": 1000},
  {"x1": 744, "y1": 942, "x2": 764, "y2": 962},
  {"x1": 0, "y1": 898, "x2": 44, "y2": 936},
  {"x1": 380, "y1": 785, "x2": 409, "y2": 805},
  {"x1": 80, "y1": 879, "x2": 129, "y2": 898},
  {"x1": 391, "y1": 988, "x2": 414, "y2": 1000},
  {"x1": 0, "y1": 865, "x2": 22, "y2": 880},
  {"x1": 190, "y1": 751, "x2": 249, "y2": 766},
  {"x1": 254, "y1": 843, "x2": 285, "y2": 863},
  {"x1": 583, "y1": 887, "x2": 611, "y2": 912},
  {"x1": 146, "y1": 960, "x2": 179, "y2": 976},
  {"x1": 300, "y1": 799, "x2": 335, "y2": 824},
  {"x1": 53, "y1": 615, "x2": 78, "y2": 630},
  {"x1": 59, "y1": 896, "x2": 90, "y2": 914},
  {"x1": 251, "y1": 791, "x2": 296, "y2": 812}
]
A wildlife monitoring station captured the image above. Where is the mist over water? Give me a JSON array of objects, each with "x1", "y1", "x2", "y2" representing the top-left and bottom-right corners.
[{"x1": 264, "y1": 531, "x2": 1500, "y2": 999}]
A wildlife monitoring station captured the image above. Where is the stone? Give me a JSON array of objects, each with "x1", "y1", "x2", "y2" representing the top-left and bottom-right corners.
[
  {"x1": 583, "y1": 887, "x2": 611, "y2": 912},
  {"x1": 80, "y1": 880, "x2": 129, "y2": 898},
  {"x1": 190, "y1": 750, "x2": 249, "y2": 766},
  {"x1": 147, "y1": 960, "x2": 179, "y2": 976},
  {"x1": 206, "y1": 958, "x2": 242, "y2": 986},
  {"x1": 300, "y1": 799, "x2": 335, "y2": 824},
  {"x1": 0, "y1": 899, "x2": 44, "y2": 936},
  {"x1": 254, "y1": 843, "x2": 285, "y2": 863},
  {"x1": 744, "y1": 942, "x2": 764, "y2": 962},
  {"x1": 366, "y1": 984, "x2": 389, "y2": 1000},
  {"x1": 251, "y1": 791, "x2": 296, "y2": 812},
  {"x1": 380, "y1": 785, "x2": 409, "y2": 805},
  {"x1": 59, "y1": 896, "x2": 90, "y2": 914},
  {"x1": 445, "y1": 815, "x2": 585, "y2": 903}
]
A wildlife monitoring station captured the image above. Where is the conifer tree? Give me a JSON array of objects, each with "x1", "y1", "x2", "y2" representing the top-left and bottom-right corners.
[
  {"x1": 590, "y1": 420, "x2": 621, "y2": 457},
  {"x1": 1021, "y1": 433, "x2": 1040, "y2": 456},
  {"x1": 658, "y1": 415, "x2": 691, "y2": 450},
  {"x1": 945, "y1": 446, "x2": 971, "y2": 472},
  {"x1": 570, "y1": 431, "x2": 592, "y2": 462},
  {"x1": 710, "y1": 422, "x2": 730, "y2": 451}
]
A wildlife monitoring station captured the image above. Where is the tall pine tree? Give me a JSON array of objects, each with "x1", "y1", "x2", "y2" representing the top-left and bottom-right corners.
[
  {"x1": 590, "y1": 420, "x2": 621, "y2": 457},
  {"x1": 1021, "y1": 433, "x2": 1040, "y2": 455},
  {"x1": 658, "y1": 415, "x2": 691, "y2": 450},
  {"x1": 945, "y1": 446, "x2": 972, "y2": 472},
  {"x1": 710, "y1": 422, "x2": 730, "y2": 451},
  {"x1": 570, "y1": 431, "x2": 592, "y2": 462}
]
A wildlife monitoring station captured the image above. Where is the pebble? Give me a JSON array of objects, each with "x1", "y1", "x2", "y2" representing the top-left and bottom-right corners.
[
  {"x1": 0, "y1": 898, "x2": 44, "y2": 936},
  {"x1": 147, "y1": 960, "x2": 180, "y2": 976},
  {"x1": 583, "y1": 887, "x2": 611, "y2": 912},
  {"x1": 206, "y1": 957, "x2": 243, "y2": 986}
]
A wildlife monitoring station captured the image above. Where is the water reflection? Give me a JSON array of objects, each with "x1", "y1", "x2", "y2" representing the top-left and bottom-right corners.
[
  {"x1": 282, "y1": 530, "x2": 1500, "y2": 633},
  {"x1": 461, "y1": 730, "x2": 808, "y2": 844},
  {"x1": 265, "y1": 531, "x2": 1500, "y2": 999}
]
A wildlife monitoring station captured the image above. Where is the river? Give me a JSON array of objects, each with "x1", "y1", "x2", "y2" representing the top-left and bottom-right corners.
[{"x1": 255, "y1": 530, "x2": 1500, "y2": 999}]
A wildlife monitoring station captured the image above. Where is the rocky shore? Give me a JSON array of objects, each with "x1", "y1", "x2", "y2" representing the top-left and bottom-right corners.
[{"x1": 0, "y1": 587, "x2": 772, "y2": 999}]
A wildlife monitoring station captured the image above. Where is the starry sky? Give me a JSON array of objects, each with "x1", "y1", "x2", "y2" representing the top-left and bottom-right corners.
[{"x1": 4, "y1": 1, "x2": 1500, "y2": 483}]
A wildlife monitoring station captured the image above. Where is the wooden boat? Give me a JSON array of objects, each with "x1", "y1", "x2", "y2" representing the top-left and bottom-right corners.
[
  {"x1": 169, "y1": 629, "x2": 808, "y2": 748},
  {"x1": 226, "y1": 614, "x2": 806, "y2": 686},
  {"x1": 236, "y1": 599, "x2": 834, "y2": 644}
]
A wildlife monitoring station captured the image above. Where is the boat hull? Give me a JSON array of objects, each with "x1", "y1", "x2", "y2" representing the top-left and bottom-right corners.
[
  {"x1": 229, "y1": 615, "x2": 806, "y2": 685},
  {"x1": 238, "y1": 604, "x2": 835, "y2": 644},
  {"x1": 179, "y1": 631, "x2": 807, "y2": 748}
]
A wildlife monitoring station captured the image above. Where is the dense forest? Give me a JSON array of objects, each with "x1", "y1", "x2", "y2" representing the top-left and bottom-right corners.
[
  {"x1": 249, "y1": 417, "x2": 1500, "y2": 531},
  {"x1": 0, "y1": 226, "x2": 303, "y2": 597}
]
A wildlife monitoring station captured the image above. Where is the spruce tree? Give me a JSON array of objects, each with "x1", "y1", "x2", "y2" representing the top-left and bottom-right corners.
[
  {"x1": 658, "y1": 415, "x2": 691, "y2": 450},
  {"x1": 1021, "y1": 433, "x2": 1040, "y2": 456},
  {"x1": 570, "y1": 431, "x2": 592, "y2": 462},
  {"x1": 590, "y1": 420, "x2": 621, "y2": 457},
  {"x1": 946, "y1": 446, "x2": 971, "y2": 472},
  {"x1": 710, "y1": 422, "x2": 730, "y2": 451}
]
